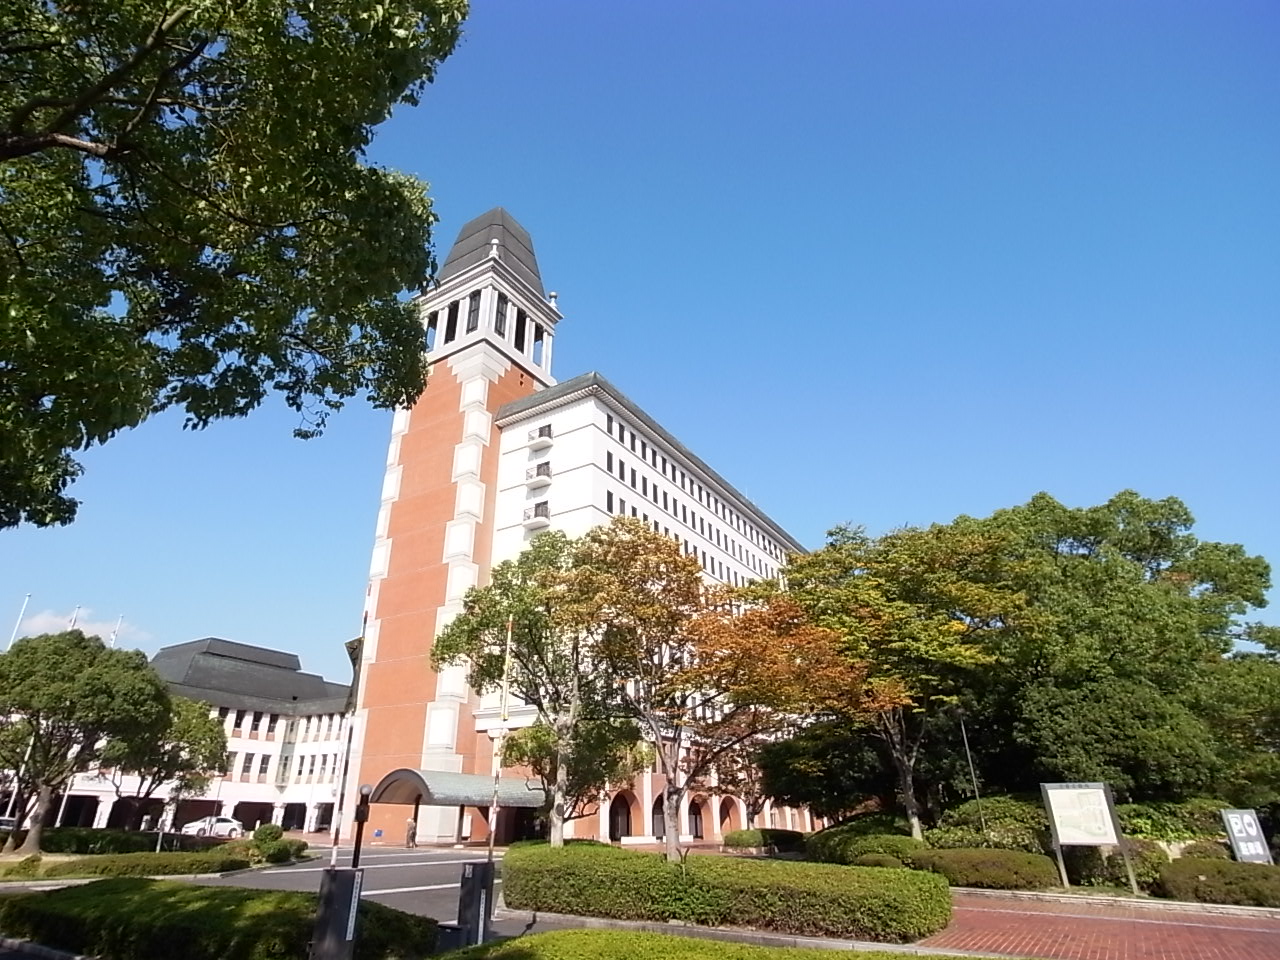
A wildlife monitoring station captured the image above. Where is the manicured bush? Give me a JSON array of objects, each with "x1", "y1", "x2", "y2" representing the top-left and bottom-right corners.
[
  {"x1": 1112, "y1": 839, "x2": 1170, "y2": 891},
  {"x1": 912, "y1": 848, "x2": 1059, "y2": 890},
  {"x1": 0, "y1": 877, "x2": 437, "y2": 960},
  {"x1": 0, "y1": 855, "x2": 42, "y2": 879},
  {"x1": 501, "y1": 842, "x2": 951, "y2": 943},
  {"x1": 42, "y1": 849, "x2": 250, "y2": 878},
  {"x1": 1180, "y1": 840, "x2": 1230, "y2": 860},
  {"x1": 935, "y1": 797, "x2": 1049, "y2": 854},
  {"x1": 1157, "y1": 858, "x2": 1280, "y2": 907},
  {"x1": 0, "y1": 827, "x2": 218, "y2": 856},
  {"x1": 253, "y1": 823, "x2": 284, "y2": 844},
  {"x1": 440, "y1": 928, "x2": 991, "y2": 960},
  {"x1": 284, "y1": 838, "x2": 310, "y2": 859},
  {"x1": 851, "y1": 853, "x2": 904, "y2": 868},
  {"x1": 721, "y1": 828, "x2": 804, "y2": 852},
  {"x1": 257, "y1": 839, "x2": 293, "y2": 863},
  {"x1": 840, "y1": 834, "x2": 926, "y2": 866}
]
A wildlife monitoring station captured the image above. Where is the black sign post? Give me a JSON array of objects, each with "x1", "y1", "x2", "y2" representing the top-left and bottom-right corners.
[
  {"x1": 457, "y1": 860, "x2": 496, "y2": 946},
  {"x1": 1221, "y1": 809, "x2": 1274, "y2": 864},
  {"x1": 308, "y1": 868, "x2": 364, "y2": 960}
]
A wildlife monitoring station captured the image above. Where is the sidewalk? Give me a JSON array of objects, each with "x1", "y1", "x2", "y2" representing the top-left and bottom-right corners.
[{"x1": 920, "y1": 891, "x2": 1280, "y2": 960}]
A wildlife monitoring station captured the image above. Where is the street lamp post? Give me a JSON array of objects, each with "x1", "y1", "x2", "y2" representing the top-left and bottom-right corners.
[{"x1": 351, "y1": 784, "x2": 372, "y2": 870}]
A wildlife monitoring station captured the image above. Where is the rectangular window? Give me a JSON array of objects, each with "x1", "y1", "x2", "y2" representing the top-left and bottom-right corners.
[
  {"x1": 643, "y1": 513, "x2": 649, "y2": 524},
  {"x1": 217, "y1": 707, "x2": 229, "y2": 721},
  {"x1": 619, "y1": 498, "x2": 626, "y2": 515},
  {"x1": 631, "y1": 506, "x2": 637, "y2": 517},
  {"x1": 606, "y1": 491, "x2": 614, "y2": 513},
  {"x1": 641, "y1": 477, "x2": 648, "y2": 496},
  {"x1": 495, "y1": 294, "x2": 508, "y2": 336},
  {"x1": 618, "y1": 458, "x2": 625, "y2": 480},
  {"x1": 606, "y1": 413, "x2": 613, "y2": 435},
  {"x1": 682, "y1": 504, "x2": 687, "y2": 523},
  {"x1": 607, "y1": 451, "x2": 613, "y2": 471},
  {"x1": 425, "y1": 311, "x2": 438, "y2": 350},
  {"x1": 662, "y1": 456, "x2": 668, "y2": 474},
  {"x1": 242, "y1": 753, "x2": 254, "y2": 774},
  {"x1": 630, "y1": 433, "x2": 636, "y2": 453},
  {"x1": 444, "y1": 300, "x2": 459, "y2": 343},
  {"x1": 252, "y1": 711, "x2": 264, "y2": 730},
  {"x1": 259, "y1": 754, "x2": 270, "y2": 775},
  {"x1": 630, "y1": 468, "x2": 636, "y2": 489},
  {"x1": 662, "y1": 491, "x2": 669, "y2": 510},
  {"x1": 514, "y1": 309, "x2": 527, "y2": 351},
  {"x1": 466, "y1": 290, "x2": 481, "y2": 333},
  {"x1": 234, "y1": 709, "x2": 246, "y2": 729},
  {"x1": 267, "y1": 714, "x2": 278, "y2": 733},
  {"x1": 308, "y1": 755, "x2": 317, "y2": 775},
  {"x1": 641, "y1": 440, "x2": 647, "y2": 458}
]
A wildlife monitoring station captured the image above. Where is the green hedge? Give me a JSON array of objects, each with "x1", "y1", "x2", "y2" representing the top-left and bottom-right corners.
[
  {"x1": 1064, "y1": 840, "x2": 1168, "y2": 890},
  {"x1": 1117, "y1": 799, "x2": 1229, "y2": 843},
  {"x1": 42, "y1": 849, "x2": 251, "y2": 878},
  {"x1": 1157, "y1": 858, "x2": 1280, "y2": 907},
  {"x1": 721, "y1": 829, "x2": 804, "y2": 851},
  {"x1": 1180, "y1": 840, "x2": 1230, "y2": 860},
  {"x1": 441, "y1": 928, "x2": 986, "y2": 960},
  {"x1": 911, "y1": 848, "x2": 1059, "y2": 890},
  {"x1": 0, "y1": 877, "x2": 437, "y2": 960},
  {"x1": 501, "y1": 842, "x2": 950, "y2": 943},
  {"x1": 805, "y1": 827, "x2": 925, "y2": 866},
  {"x1": 933, "y1": 797, "x2": 1049, "y2": 854},
  {"x1": 253, "y1": 823, "x2": 285, "y2": 844},
  {"x1": 0, "y1": 827, "x2": 220, "y2": 855},
  {"x1": 851, "y1": 853, "x2": 904, "y2": 868}
]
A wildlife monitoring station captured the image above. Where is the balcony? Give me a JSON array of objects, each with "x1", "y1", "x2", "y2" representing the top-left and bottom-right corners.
[
  {"x1": 528, "y1": 424, "x2": 554, "y2": 451},
  {"x1": 526, "y1": 462, "x2": 553, "y2": 489},
  {"x1": 523, "y1": 502, "x2": 551, "y2": 529}
]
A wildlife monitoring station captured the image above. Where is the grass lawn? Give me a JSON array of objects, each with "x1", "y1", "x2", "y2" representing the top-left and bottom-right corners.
[{"x1": 440, "y1": 929, "x2": 1048, "y2": 960}]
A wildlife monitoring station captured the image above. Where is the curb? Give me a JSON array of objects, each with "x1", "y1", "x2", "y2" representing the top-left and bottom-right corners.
[
  {"x1": 493, "y1": 900, "x2": 1013, "y2": 959},
  {"x1": 952, "y1": 887, "x2": 1280, "y2": 919},
  {"x1": 0, "y1": 937, "x2": 90, "y2": 960}
]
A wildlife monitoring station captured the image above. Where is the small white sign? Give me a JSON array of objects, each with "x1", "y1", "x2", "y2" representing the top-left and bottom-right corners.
[
  {"x1": 1222, "y1": 809, "x2": 1274, "y2": 865},
  {"x1": 1043, "y1": 784, "x2": 1119, "y2": 846},
  {"x1": 345, "y1": 870, "x2": 363, "y2": 941}
]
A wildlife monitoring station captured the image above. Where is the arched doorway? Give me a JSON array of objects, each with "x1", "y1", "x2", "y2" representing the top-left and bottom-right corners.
[
  {"x1": 719, "y1": 797, "x2": 741, "y2": 834},
  {"x1": 608, "y1": 793, "x2": 633, "y2": 841},
  {"x1": 688, "y1": 798, "x2": 704, "y2": 840},
  {"x1": 651, "y1": 797, "x2": 665, "y2": 839}
]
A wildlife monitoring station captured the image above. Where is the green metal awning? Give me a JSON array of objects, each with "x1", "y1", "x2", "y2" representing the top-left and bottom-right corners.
[{"x1": 368, "y1": 768, "x2": 547, "y2": 808}]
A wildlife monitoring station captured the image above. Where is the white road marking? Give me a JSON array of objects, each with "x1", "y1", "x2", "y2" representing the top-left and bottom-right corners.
[
  {"x1": 362, "y1": 879, "x2": 502, "y2": 897},
  {"x1": 263, "y1": 858, "x2": 485, "y2": 875}
]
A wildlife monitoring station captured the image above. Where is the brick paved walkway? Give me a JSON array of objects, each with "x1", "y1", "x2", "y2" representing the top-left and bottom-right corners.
[{"x1": 921, "y1": 892, "x2": 1280, "y2": 960}]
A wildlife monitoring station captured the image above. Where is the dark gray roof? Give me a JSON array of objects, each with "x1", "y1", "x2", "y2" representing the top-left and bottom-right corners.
[
  {"x1": 494, "y1": 372, "x2": 805, "y2": 554},
  {"x1": 151, "y1": 638, "x2": 350, "y2": 716},
  {"x1": 438, "y1": 207, "x2": 544, "y2": 295}
]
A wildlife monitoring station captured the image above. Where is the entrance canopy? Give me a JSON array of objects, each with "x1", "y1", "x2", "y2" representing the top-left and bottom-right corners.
[{"x1": 368, "y1": 768, "x2": 547, "y2": 808}]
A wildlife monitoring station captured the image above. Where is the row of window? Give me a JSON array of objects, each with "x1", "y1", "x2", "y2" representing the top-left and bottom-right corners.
[
  {"x1": 603, "y1": 446, "x2": 778, "y2": 581},
  {"x1": 424, "y1": 290, "x2": 548, "y2": 365},
  {"x1": 221, "y1": 751, "x2": 341, "y2": 784},
  {"x1": 604, "y1": 413, "x2": 784, "y2": 564},
  {"x1": 603, "y1": 489, "x2": 768, "y2": 586},
  {"x1": 216, "y1": 707, "x2": 344, "y2": 742}
]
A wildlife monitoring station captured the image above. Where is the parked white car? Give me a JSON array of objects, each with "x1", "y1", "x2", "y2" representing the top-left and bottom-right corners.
[{"x1": 180, "y1": 815, "x2": 243, "y2": 838}]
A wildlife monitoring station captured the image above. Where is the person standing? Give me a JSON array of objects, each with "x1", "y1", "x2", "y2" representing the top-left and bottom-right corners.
[{"x1": 405, "y1": 816, "x2": 417, "y2": 849}]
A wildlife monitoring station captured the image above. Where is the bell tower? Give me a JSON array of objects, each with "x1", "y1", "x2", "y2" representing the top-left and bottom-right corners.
[{"x1": 347, "y1": 209, "x2": 561, "y2": 843}]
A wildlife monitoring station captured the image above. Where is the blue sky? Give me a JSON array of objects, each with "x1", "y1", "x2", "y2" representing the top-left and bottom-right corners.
[{"x1": 3, "y1": 1, "x2": 1277, "y2": 680}]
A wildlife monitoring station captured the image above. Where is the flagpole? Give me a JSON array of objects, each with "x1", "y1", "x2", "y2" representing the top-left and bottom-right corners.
[
  {"x1": 68, "y1": 605, "x2": 80, "y2": 629},
  {"x1": 108, "y1": 615, "x2": 123, "y2": 648},
  {"x1": 486, "y1": 617, "x2": 514, "y2": 864},
  {"x1": 7, "y1": 594, "x2": 30, "y2": 651}
]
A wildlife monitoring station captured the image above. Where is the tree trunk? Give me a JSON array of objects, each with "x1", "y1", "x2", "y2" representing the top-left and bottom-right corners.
[
  {"x1": 881, "y1": 711, "x2": 924, "y2": 841},
  {"x1": 16, "y1": 785, "x2": 53, "y2": 856},
  {"x1": 549, "y1": 739, "x2": 570, "y2": 848},
  {"x1": 663, "y1": 781, "x2": 681, "y2": 863}
]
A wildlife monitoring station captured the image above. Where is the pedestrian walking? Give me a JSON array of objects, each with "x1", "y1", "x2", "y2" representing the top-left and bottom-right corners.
[{"x1": 405, "y1": 816, "x2": 417, "y2": 849}]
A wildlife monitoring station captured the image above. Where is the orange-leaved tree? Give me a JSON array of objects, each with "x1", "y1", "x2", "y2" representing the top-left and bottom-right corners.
[{"x1": 573, "y1": 517, "x2": 862, "y2": 861}]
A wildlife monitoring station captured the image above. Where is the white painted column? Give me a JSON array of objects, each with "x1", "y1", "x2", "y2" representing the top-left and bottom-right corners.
[
  {"x1": 598, "y1": 795, "x2": 609, "y2": 841},
  {"x1": 710, "y1": 793, "x2": 723, "y2": 839},
  {"x1": 92, "y1": 801, "x2": 111, "y2": 829},
  {"x1": 640, "y1": 773, "x2": 653, "y2": 840},
  {"x1": 271, "y1": 804, "x2": 285, "y2": 826}
]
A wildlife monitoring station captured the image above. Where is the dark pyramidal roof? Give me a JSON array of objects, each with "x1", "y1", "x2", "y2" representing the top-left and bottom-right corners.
[
  {"x1": 438, "y1": 207, "x2": 544, "y2": 295},
  {"x1": 151, "y1": 637, "x2": 349, "y2": 715}
]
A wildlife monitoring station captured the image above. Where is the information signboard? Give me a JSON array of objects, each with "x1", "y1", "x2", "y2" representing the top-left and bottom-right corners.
[
  {"x1": 1041, "y1": 783, "x2": 1119, "y2": 846},
  {"x1": 1221, "y1": 809, "x2": 1274, "y2": 865}
]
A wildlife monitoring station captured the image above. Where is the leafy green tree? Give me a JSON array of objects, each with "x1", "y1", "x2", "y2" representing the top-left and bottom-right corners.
[
  {"x1": 0, "y1": 630, "x2": 170, "y2": 853},
  {"x1": 100, "y1": 695, "x2": 228, "y2": 829},
  {"x1": 757, "y1": 722, "x2": 894, "y2": 821},
  {"x1": 0, "y1": 0, "x2": 467, "y2": 527},
  {"x1": 501, "y1": 717, "x2": 649, "y2": 830},
  {"x1": 782, "y1": 524, "x2": 1018, "y2": 838},
  {"x1": 433, "y1": 531, "x2": 622, "y2": 847}
]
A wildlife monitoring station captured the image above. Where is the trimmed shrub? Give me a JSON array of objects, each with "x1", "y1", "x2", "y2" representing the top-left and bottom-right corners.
[
  {"x1": 841, "y1": 834, "x2": 926, "y2": 866},
  {"x1": 0, "y1": 855, "x2": 42, "y2": 879},
  {"x1": 0, "y1": 877, "x2": 436, "y2": 960},
  {"x1": 42, "y1": 849, "x2": 250, "y2": 878},
  {"x1": 721, "y1": 829, "x2": 804, "y2": 852},
  {"x1": 851, "y1": 853, "x2": 904, "y2": 868},
  {"x1": 1157, "y1": 858, "x2": 1280, "y2": 907},
  {"x1": 1180, "y1": 840, "x2": 1230, "y2": 860},
  {"x1": 912, "y1": 848, "x2": 1059, "y2": 890},
  {"x1": 257, "y1": 840, "x2": 293, "y2": 864},
  {"x1": 441, "y1": 928, "x2": 988, "y2": 960},
  {"x1": 501, "y1": 842, "x2": 951, "y2": 942},
  {"x1": 0, "y1": 827, "x2": 219, "y2": 856},
  {"x1": 935, "y1": 797, "x2": 1049, "y2": 854},
  {"x1": 1112, "y1": 839, "x2": 1170, "y2": 891},
  {"x1": 284, "y1": 838, "x2": 310, "y2": 859},
  {"x1": 253, "y1": 823, "x2": 284, "y2": 844}
]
